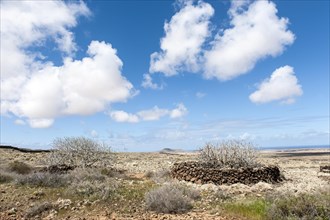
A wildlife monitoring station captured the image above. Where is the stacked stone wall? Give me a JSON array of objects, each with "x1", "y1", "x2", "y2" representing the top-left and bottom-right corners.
[{"x1": 171, "y1": 161, "x2": 282, "y2": 185}]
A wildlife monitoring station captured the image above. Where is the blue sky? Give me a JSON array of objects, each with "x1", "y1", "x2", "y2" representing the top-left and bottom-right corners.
[{"x1": 1, "y1": 0, "x2": 329, "y2": 151}]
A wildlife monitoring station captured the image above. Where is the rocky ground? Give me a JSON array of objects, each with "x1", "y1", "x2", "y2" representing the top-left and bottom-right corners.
[{"x1": 0, "y1": 148, "x2": 329, "y2": 220}]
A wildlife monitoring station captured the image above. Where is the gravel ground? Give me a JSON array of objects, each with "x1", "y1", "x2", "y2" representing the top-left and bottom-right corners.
[{"x1": 0, "y1": 148, "x2": 329, "y2": 219}]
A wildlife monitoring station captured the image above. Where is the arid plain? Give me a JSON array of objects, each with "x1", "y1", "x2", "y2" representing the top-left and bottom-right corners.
[{"x1": 0, "y1": 147, "x2": 329, "y2": 220}]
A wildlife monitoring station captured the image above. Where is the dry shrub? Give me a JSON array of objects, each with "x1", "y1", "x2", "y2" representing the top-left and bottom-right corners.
[
  {"x1": 67, "y1": 179, "x2": 118, "y2": 201},
  {"x1": 25, "y1": 202, "x2": 53, "y2": 218},
  {"x1": 47, "y1": 137, "x2": 114, "y2": 168},
  {"x1": 199, "y1": 140, "x2": 260, "y2": 168},
  {"x1": 8, "y1": 161, "x2": 32, "y2": 174},
  {"x1": 15, "y1": 172, "x2": 69, "y2": 187},
  {"x1": 266, "y1": 192, "x2": 330, "y2": 220},
  {"x1": 144, "y1": 171, "x2": 154, "y2": 178},
  {"x1": 67, "y1": 167, "x2": 118, "y2": 201},
  {"x1": 0, "y1": 171, "x2": 15, "y2": 183},
  {"x1": 150, "y1": 169, "x2": 171, "y2": 184},
  {"x1": 100, "y1": 167, "x2": 124, "y2": 178},
  {"x1": 145, "y1": 183, "x2": 199, "y2": 213}
]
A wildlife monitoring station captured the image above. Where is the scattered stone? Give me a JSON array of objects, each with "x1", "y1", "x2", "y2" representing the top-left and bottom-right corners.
[
  {"x1": 44, "y1": 209, "x2": 58, "y2": 220},
  {"x1": 34, "y1": 190, "x2": 45, "y2": 197},
  {"x1": 55, "y1": 198, "x2": 72, "y2": 210},
  {"x1": 320, "y1": 165, "x2": 330, "y2": 173},
  {"x1": 7, "y1": 207, "x2": 17, "y2": 215},
  {"x1": 43, "y1": 164, "x2": 75, "y2": 174}
]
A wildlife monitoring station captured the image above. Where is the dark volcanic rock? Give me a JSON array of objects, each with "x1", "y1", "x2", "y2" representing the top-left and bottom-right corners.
[
  {"x1": 43, "y1": 164, "x2": 75, "y2": 174},
  {"x1": 320, "y1": 165, "x2": 330, "y2": 173},
  {"x1": 171, "y1": 161, "x2": 283, "y2": 185}
]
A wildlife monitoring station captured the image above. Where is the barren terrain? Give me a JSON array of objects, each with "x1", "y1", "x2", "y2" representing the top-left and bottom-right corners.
[{"x1": 0, "y1": 147, "x2": 329, "y2": 219}]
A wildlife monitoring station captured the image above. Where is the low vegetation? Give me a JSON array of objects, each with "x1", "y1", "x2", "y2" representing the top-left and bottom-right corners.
[
  {"x1": 25, "y1": 202, "x2": 54, "y2": 218},
  {"x1": 221, "y1": 192, "x2": 330, "y2": 220},
  {"x1": 223, "y1": 199, "x2": 268, "y2": 220},
  {"x1": 199, "y1": 139, "x2": 260, "y2": 168},
  {"x1": 15, "y1": 172, "x2": 69, "y2": 188},
  {"x1": 0, "y1": 171, "x2": 14, "y2": 183},
  {"x1": 8, "y1": 161, "x2": 32, "y2": 174},
  {"x1": 266, "y1": 192, "x2": 330, "y2": 220},
  {"x1": 47, "y1": 136, "x2": 114, "y2": 168},
  {"x1": 1, "y1": 137, "x2": 329, "y2": 219},
  {"x1": 145, "y1": 183, "x2": 200, "y2": 214}
]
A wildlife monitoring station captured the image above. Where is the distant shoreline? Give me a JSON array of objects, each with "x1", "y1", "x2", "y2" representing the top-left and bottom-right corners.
[{"x1": 258, "y1": 145, "x2": 330, "y2": 151}]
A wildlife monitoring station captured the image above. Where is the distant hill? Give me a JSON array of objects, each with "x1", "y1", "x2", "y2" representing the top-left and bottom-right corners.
[
  {"x1": 0, "y1": 145, "x2": 51, "y2": 153},
  {"x1": 159, "y1": 148, "x2": 185, "y2": 154}
]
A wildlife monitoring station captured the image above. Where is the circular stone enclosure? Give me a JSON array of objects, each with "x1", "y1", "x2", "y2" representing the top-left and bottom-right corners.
[{"x1": 171, "y1": 161, "x2": 283, "y2": 185}]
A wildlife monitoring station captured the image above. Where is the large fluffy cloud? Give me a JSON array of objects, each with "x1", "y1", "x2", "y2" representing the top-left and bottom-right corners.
[
  {"x1": 204, "y1": 0, "x2": 295, "y2": 80},
  {"x1": 110, "y1": 103, "x2": 188, "y2": 123},
  {"x1": 147, "y1": 0, "x2": 295, "y2": 85},
  {"x1": 149, "y1": 0, "x2": 214, "y2": 76},
  {"x1": 1, "y1": 1, "x2": 134, "y2": 128},
  {"x1": 249, "y1": 65, "x2": 303, "y2": 104}
]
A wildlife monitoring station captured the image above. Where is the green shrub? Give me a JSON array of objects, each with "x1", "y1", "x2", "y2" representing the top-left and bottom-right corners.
[
  {"x1": 266, "y1": 192, "x2": 330, "y2": 220},
  {"x1": 199, "y1": 140, "x2": 260, "y2": 168},
  {"x1": 224, "y1": 199, "x2": 267, "y2": 220},
  {"x1": 145, "y1": 183, "x2": 199, "y2": 213},
  {"x1": 8, "y1": 161, "x2": 32, "y2": 174}
]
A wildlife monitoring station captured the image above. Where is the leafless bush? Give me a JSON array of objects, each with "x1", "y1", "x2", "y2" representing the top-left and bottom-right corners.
[
  {"x1": 145, "y1": 183, "x2": 199, "y2": 213},
  {"x1": 47, "y1": 137, "x2": 114, "y2": 168},
  {"x1": 15, "y1": 172, "x2": 69, "y2": 187},
  {"x1": 199, "y1": 140, "x2": 260, "y2": 168}
]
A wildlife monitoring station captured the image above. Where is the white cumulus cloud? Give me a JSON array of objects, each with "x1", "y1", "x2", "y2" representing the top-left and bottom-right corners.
[
  {"x1": 137, "y1": 106, "x2": 170, "y2": 121},
  {"x1": 110, "y1": 111, "x2": 140, "y2": 123},
  {"x1": 204, "y1": 0, "x2": 295, "y2": 80},
  {"x1": 141, "y1": 74, "x2": 164, "y2": 90},
  {"x1": 170, "y1": 103, "x2": 188, "y2": 118},
  {"x1": 149, "y1": 0, "x2": 214, "y2": 76},
  {"x1": 1, "y1": 1, "x2": 135, "y2": 128},
  {"x1": 249, "y1": 65, "x2": 303, "y2": 104},
  {"x1": 110, "y1": 103, "x2": 188, "y2": 123}
]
